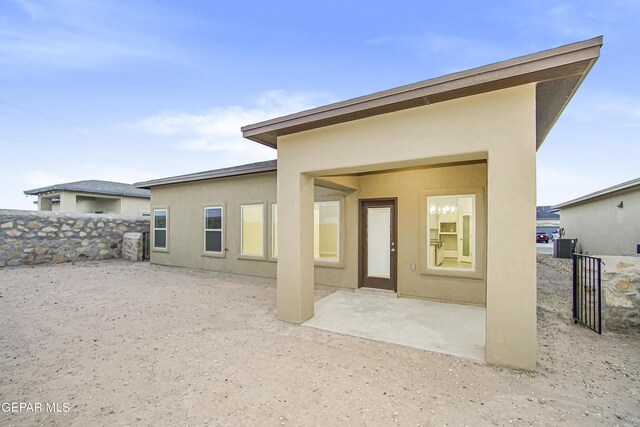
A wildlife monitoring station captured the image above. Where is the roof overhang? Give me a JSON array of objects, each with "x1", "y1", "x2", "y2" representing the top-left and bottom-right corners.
[
  {"x1": 553, "y1": 177, "x2": 640, "y2": 210},
  {"x1": 135, "y1": 160, "x2": 277, "y2": 189},
  {"x1": 242, "y1": 37, "x2": 602, "y2": 150},
  {"x1": 24, "y1": 187, "x2": 150, "y2": 199}
]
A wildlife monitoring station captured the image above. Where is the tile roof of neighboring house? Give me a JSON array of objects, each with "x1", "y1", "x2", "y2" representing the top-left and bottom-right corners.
[
  {"x1": 24, "y1": 180, "x2": 150, "y2": 198},
  {"x1": 553, "y1": 177, "x2": 640, "y2": 210},
  {"x1": 536, "y1": 206, "x2": 560, "y2": 220},
  {"x1": 134, "y1": 160, "x2": 277, "y2": 189}
]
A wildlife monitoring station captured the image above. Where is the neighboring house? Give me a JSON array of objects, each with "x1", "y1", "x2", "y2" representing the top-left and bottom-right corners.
[
  {"x1": 24, "y1": 180, "x2": 150, "y2": 216},
  {"x1": 136, "y1": 37, "x2": 602, "y2": 370},
  {"x1": 536, "y1": 206, "x2": 560, "y2": 238},
  {"x1": 553, "y1": 177, "x2": 640, "y2": 256}
]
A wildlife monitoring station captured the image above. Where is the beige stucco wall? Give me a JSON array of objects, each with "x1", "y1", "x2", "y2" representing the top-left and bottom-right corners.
[
  {"x1": 560, "y1": 189, "x2": 640, "y2": 256},
  {"x1": 38, "y1": 191, "x2": 149, "y2": 216},
  {"x1": 277, "y1": 84, "x2": 538, "y2": 370},
  {"x1": 312, "y1": 163, "x2": 487, "y2": 306},
  {"x1": 358, "y1": 164, "x2": 487, "y2": 304},
  {"x1": 149, "y1": 172, "x2": 352, "y2": 282},
  {"x1": 120, "y1": 196, "x2": 150, "y2": 216},
  {"x1": 150, "y1": 172, "x2": 278, "y2": 278}
]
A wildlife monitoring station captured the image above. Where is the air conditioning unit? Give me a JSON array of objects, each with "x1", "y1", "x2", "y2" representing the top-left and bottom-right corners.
[{"x1": 553, "y1": 238, "x2": 577, "y2": 259}]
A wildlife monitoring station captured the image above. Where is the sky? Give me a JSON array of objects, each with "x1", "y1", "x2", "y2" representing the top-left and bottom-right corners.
[{"x1": 0, "y1": 0, "x2": 638, "y2": 210}]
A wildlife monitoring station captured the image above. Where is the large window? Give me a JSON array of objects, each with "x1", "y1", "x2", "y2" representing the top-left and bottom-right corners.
[
  {"x1": 427, "y1": 195, "x2": 475, "y2": 270},
  {"x1": 153, "y1": 209, "x2": 167, "y2": 249},
  {"x1": 241, "y1": 204, "x2": 264, "y2": 256},
  {"x1": 270, "y1": 201, "x2": 341, "y2": 263},
  {"x1": 314, "y1": 201, "x2": 340, "y2": 263},
  {"x1": 271, "y1": 204, "x2": 278, "y2": 258},
  {"x1": 204, "y1": 207, "x2": 223, "y2": 254}
]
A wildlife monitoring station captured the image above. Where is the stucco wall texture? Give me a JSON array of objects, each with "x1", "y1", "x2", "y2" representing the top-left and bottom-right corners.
[
  {"x1": 39, "y1": 192, "x2": 150, "y2": 216},
  {"x1": 560, "y1": 189, "x2": 640, "y2": 256},
  {"x1": 0, "y1": 210, "x2": 149, "y2": 267},
  {"x1": 276, "y1": 84, "x2": 538, "y2": 370}
]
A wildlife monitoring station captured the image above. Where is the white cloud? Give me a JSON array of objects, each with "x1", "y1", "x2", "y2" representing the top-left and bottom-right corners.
[
  {"x1": 21, "y1": 170, "x2": 72, "y2": 189},
  {"x1": 1, "y1": 0, "x2": 181, "y2": 69},
  {"x1": 364, "y1": 33, "x2": 511, "y2": 69},
  {"x1": 565, "y1": 93, "x2": 640, "y2": 127},
  {"x1": 131, "y1": 90, "x2": 335, "y2": 153},
  {"x1": 545, "y1": 4, "x2": 602, "y2": 39}
]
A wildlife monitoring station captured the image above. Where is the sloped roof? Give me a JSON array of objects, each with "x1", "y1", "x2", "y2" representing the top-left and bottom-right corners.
[
  {"x1": 536, "y1": 206, "x2": 560, "y2": 220},
  {"x1": 242, "y1": 37, "x2": 602, "y2": 150},
  {"x1": 24, "y1": 180, "x2": 150, "y2": 198},
  {"x1": 135, "y1": 160, "x2": 277, "y2": 189},
  {"x1": 553, "y1": 178, "x2": 640, "y2": 210}
]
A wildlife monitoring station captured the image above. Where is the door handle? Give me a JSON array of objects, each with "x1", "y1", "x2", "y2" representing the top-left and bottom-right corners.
[{"x1": 390, "y1": 248, "x2": 396, "y2": 253}]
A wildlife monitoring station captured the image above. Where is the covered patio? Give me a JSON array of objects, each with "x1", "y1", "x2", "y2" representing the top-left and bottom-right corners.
[
  {"x1": 304, "y1": 290, "x2": 486, "y2": 361},
  {"x1": 243, "y1": 37, "x2": 602, "y2": 370}
]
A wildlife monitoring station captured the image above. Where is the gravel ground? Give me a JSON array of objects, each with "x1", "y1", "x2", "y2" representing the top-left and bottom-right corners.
[
  {"x1": 537, "y1": 254, "x2": 573, "y2": 279},
  {"x1": 0, "y1": 260, "x2": 639, "y2": 426}
]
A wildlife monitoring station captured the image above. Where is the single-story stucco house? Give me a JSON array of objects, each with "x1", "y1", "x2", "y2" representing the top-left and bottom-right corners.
[
  {"x1": 553, "y1": 177, "x2": 640, "y2": 256},
  {"x1": 136, "y1": 37, "x2": 603, "y2": 370},
  {"x1": 24, "y1": 180, "x2": 150, "y2": 216}
]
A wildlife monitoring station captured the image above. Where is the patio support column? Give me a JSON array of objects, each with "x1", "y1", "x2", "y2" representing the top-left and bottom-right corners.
[
  {"x1": 59, "y1": 192, "x2": 76, "y2": 213},
  {"x1": 276, "y1": 165, "x2": 315, "y2": 323},
  {"x1": 38, "y1": 196, "x2": 52, "y2": 211},
  {"x1": 485, "y1": 137, "x2": 537, "y2": 370}
]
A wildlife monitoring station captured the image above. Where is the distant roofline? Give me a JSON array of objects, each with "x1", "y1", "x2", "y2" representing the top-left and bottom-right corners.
[
  {"x1": 134, "y1": 160, "x2": 277, "y2": 189},
  {"x1": 24, "y1": 180, "x2": 150, "y2": 199},
  {"x1": 242, "y1": 37, "x2": 602, "y2": 149},
  {"x1": 553, "y1": 177, "x2": 640, "y2": 210}
]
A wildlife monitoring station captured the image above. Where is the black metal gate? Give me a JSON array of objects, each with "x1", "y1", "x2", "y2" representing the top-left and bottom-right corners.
[
  {"x1": 572, "y1": 253, "x2": 602, "y2": 334},
  {"x1": 142, "y1": 231, "x2": 151, "y2": 261}
]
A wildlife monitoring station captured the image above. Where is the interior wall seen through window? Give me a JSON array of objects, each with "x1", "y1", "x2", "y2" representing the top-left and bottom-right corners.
[{"x1": 427, "y1": 195, "x2": 474, "y2": 270}]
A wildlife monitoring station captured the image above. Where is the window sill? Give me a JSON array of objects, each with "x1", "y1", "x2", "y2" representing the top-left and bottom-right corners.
[
  {"x1": 202, "y1": 251, "x2": 226, "y2": 259},
  {"x1": 152, "y1": 248, "x2": 169, "y2": 253},
  {"x1": 315, "y1": 260, "x2": 344, "y2": 269},
  {"x1": 420, "y1": 267, "x2": 483, "y2": 280},
  {"x1": 238, "y1": 254, "x2": 268, "y2": 262}
]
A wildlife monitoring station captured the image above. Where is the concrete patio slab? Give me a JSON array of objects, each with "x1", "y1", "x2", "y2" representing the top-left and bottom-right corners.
[{"x1": 303, "y1": 291, "x2": 486, "y2": 361}]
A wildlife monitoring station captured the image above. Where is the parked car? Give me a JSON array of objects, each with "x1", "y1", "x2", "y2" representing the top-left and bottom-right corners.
[{"x1": 536, "y1": 232, "x2": 549, "y2": 243}]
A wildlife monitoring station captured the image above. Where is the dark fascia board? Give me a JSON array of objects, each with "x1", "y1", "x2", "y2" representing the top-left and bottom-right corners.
[
  {"x1": 553, "y1": 177, "x2": 640, "y2": 210},
  {"x1": 242, "y1": 37, "x2": 603, "y2": 148},
  {"x1": 134, "y1": 159, "x2": 277, "y2": 189}
]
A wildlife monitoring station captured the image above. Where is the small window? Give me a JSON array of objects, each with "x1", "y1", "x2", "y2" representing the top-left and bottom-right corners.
[
  {"x1": 204, "y1": 207, "x2": 223, "y2": 253},
  {"x1": 241, "y1": 204, "x2": 264, "y2": 256},
  {"x1": 271, "y1": 204, "x2": 278, "y2": 258},
  {"x1": 153, "y1": 209, "x2": 167, "y2": 249},
  {"x1": 314, "y1": 201, "x2": 340, "y2": 263},
  {"x1": 427, "y1": 195, "x2": 475, "y2": 271}
]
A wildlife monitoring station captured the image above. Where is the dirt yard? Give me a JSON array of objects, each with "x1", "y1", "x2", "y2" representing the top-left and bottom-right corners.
[{"x1": 0, "y1": 260, "x2": 638, "y2": 426}]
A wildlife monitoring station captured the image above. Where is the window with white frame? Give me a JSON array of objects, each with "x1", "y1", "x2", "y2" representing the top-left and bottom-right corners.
[
  {"x1": 270, "y1": 201, "x2": 341, "y2": 263},
  {"x1": 241, "y1": 204, "x2": 264, "y2": 256},
  {"x1": 153, "y1": 209, "x2": 167, "y2": 249},
  {"x1": 427, "y1": 195, "x2": 475, "y2": 271},
  {"x1": 314, "y1": 201, "x2": 340, "y2": 263},
  {"x1": 204, "y1": 207, "x2": 223, "y2": 254}
]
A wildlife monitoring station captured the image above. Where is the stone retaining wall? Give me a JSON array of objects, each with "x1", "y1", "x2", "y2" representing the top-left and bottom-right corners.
[
  {"x1": 0, "y1": 209, "x2": 149, "y2": 267},
  {"x1": 122, "y1": 232, "x2": 144, "y2": 262},
  {"x1": 600, "y1": 256, "x2": 640, "y2": 331}
]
